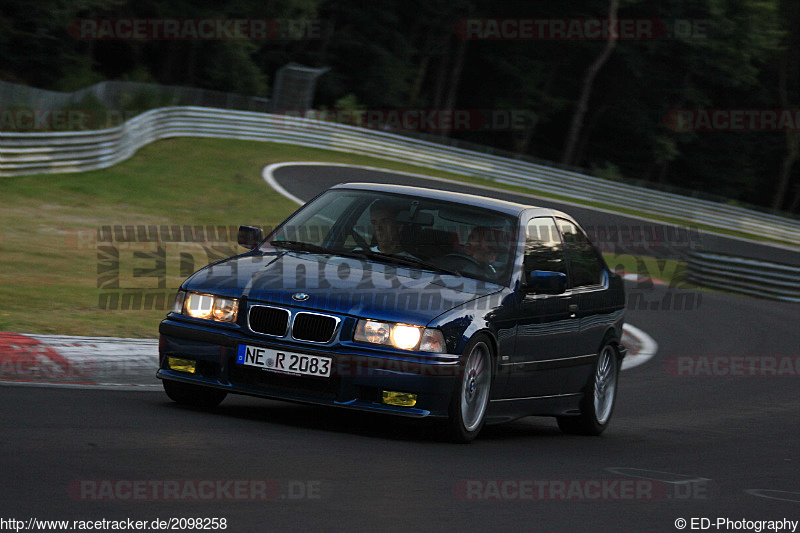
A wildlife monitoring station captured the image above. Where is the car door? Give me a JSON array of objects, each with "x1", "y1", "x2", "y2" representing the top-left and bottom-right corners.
[
  {"x1": 555, "y1": 217, "x2": 617, "y2": 394},
  {"x1": 503, "y1": 216, "x2": 578, "y2": 399}
]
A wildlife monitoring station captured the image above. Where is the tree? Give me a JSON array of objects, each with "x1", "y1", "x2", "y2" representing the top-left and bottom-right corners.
[
  {"x1": 561, "y1": 0, "x2": 619, "y2": 167},
  {"x1": 772, "y1": 0, "x2": 800, "y2": 212}
]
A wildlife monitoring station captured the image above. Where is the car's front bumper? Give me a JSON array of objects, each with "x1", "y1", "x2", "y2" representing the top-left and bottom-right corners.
[{"x1": 157, "y1": 319, "x2": 461, "y2": 418}]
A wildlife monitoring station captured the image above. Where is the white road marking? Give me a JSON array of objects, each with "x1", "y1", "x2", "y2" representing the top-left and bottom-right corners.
[
  {"x1": 621, "y1": 324, "x2": 658, "y2": 370},
  {"x1": 263, "y1": 162, "x2": 306, "y2": 205},
  {"x1": 744, "y1": 489, "x2": 800, "y2": 503},
  {"x1": 605, "y1": 467, "x2": 711, "y2": 485}
]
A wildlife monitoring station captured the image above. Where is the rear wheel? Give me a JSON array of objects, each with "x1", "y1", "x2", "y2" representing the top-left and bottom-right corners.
[
  {"x1": 557, "y1": 342, "x2": 619, "y2": 435},
  {"x1": 445, "y1": 335, "x2": 493, "y2": 443},
  {"x1": 163, "y1": 379, "x2": 227, "y2": 410}
]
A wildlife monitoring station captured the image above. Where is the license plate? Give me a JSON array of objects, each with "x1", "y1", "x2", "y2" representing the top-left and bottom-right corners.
[{"x1": 237, "y1": 345, "x2": 332, "y2": 378}]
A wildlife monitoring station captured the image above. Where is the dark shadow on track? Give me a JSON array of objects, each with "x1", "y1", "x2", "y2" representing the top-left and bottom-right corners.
[{"x1": 156, "y1": 396, "x2": 562, "y2": 443}]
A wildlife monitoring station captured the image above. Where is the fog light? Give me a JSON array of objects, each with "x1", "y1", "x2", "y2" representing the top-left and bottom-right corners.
[
  {"x1": 382, "y1": 391, "x2": 417, "y2": 407},
  {"x1": 168, "y1": 357, "x2": 196, "y2": 374}
]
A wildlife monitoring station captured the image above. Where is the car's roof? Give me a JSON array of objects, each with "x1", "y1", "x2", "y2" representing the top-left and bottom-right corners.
[{"x1": 332, "y1": 182, "x2": 569, "y2": 219}]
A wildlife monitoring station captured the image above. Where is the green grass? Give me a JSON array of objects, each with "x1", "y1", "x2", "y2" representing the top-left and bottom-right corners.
[{"x1": 0, "y1": 136, "x2": 759, "y2": 337}]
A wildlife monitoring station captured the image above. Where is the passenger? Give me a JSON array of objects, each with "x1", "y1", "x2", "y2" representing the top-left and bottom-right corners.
[{"x1": 463, "y1": 226, "x2": 504, "y2": 276}]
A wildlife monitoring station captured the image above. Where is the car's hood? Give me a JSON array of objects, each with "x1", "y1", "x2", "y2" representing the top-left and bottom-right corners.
[{"x1": 182, "y1": 250, "x2": 503, "y2": 324}]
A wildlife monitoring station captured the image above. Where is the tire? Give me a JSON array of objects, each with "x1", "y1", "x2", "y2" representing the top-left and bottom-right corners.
[
  {"x1": 557, "y1": 341, "x2": 619, "y2": 436},
  {"x1": 163, "y1": 379, "x2": 227, "y2": 410},
  {"x1": 445, "y1": 335, "x2": 493, "y2": 443}
]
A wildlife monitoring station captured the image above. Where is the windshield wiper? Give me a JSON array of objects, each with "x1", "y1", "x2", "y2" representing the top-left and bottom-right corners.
[
  {"x1": 359, "y1": 250, "x2": 461, "y2": 276},
  {"x1": 270, "y1": 240, "x2": 371, "y2": 261},
  {"x1": 269, "y1": 240, "x2": 339, "y2": 255},
  {"x1": 270, "y1": 241, "x2": 460, "y2": 276}
]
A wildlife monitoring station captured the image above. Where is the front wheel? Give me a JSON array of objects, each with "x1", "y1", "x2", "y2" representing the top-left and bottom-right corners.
[
  {"x1": 557, "y1": 342, "x2": 619, "y2": 436},
  {"x1": 163, "y1": 379, "x2": 227, "y2": 410},
  {"x1": 445, "y1": 335, "x2": 493, "y2": 443}
]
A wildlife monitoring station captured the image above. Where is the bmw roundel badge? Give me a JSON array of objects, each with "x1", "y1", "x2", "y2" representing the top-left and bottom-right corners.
[{"x1": 292, "y1": 292, "x2": 310, "y2": 302}]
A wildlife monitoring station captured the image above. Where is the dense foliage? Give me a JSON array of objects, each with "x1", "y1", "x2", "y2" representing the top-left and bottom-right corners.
[{"x1": 1, "y1": 0, "x2": 798, "y2": 214}]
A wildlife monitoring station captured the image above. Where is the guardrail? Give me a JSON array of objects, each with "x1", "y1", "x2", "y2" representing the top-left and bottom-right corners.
[
  {"x1": 2, "y1": 106, "x2": 800, "y2": 246},
  {"x1": 687, "y1": 252, "x2": 800, "y2": 303}
]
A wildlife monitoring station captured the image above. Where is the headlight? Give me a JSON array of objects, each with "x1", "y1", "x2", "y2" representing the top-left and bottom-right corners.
[
  {"x1": 354, "y1": 319, "x2": 445, "y2": 353},
  {"x1": 177, "y1": 291, "x2": 239, "y2": 323}
]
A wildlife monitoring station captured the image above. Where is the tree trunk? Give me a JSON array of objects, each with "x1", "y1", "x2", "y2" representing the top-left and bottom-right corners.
[
  {"x1": 432, "y1": 34, "x2": 450, "y2": 111},
  {"x1": 440, "y1": 30, "x2": 469, "y2": 138},
  {"x1": 788, "y1": 177, "x2": 800, "y2": 213},
  {"x1": 561, "y1": 0, "x2": 619, "y2": 166},
  {"x1": 438, "y1": 2, "x2": 473, "y2": 138},
  {"x1": 408, "y1": 56, "x2": 429, "y2": 107},
  {"x1": 772, "y1": 52, "x2": 800, "y2": 211},
  {"x1": 573, "y1": 104, "x2": 609, "y2": 167},
  {"x1": 656, "y1": 159, "x2": 670, "y2": 185},
  {"x1": 774, "y1": 137, "x2": 799, "y2": 212},
  {"x1": 648, "y1": 71, "x2": 692, "y2": 185},
  {"x1": 516, "y1": 64, "x2": 560, "y2": 154},
  {"x1": 513, "y1": 121, "x2": 536, "y2": 154}
]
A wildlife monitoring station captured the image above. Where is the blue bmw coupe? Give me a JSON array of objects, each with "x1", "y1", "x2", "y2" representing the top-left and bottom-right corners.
[{"x1": 158, "y1": 183, "x2": 626, "y2": 442}]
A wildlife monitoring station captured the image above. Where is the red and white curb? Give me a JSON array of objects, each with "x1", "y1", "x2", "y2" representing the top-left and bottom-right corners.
[
  {"x1": 0, "y1": 326, "x2": 656, "y2": 390},
  {"x1": 0, "y1": 332, "x2": 159, "y2": 390},
  {"x1": 622, "y1": 272, "x2": 669, "y2": 287}
]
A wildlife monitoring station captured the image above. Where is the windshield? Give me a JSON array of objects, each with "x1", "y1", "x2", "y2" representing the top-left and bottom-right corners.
[{"x1": 264, "y1": 189, "x2": 519, "y2": 284}]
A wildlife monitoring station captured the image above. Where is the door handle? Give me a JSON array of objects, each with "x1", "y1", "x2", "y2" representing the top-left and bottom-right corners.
[{"x1": 569, "y1": 304, "x2": 578, "y2": 318}]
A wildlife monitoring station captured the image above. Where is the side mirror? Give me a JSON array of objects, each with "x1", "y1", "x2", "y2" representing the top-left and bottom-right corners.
[
  {"x1": 525, "y1": 270, "x2": 567, "y2": 295},
  {"x1": 238, "y1": 225, "x2": 264, "y2": 249}
]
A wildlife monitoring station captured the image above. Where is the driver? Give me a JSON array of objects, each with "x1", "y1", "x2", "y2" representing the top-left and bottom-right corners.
[{"x1": 369, "y1": 200, "x2": 409, "y2": 255}]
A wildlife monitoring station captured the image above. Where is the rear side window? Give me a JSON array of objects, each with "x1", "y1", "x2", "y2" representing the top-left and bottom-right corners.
[
  {"x1": 524, "y1": 217, "x2": 567, "y2": 277},
  {"x1": 557, "y1": 218, "x2": 606, "y2": 288}
]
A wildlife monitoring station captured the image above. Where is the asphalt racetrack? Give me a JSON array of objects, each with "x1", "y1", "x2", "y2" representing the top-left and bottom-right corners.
[{"x1": 1, "y1": 164, "x2": 798, "y2": 532}]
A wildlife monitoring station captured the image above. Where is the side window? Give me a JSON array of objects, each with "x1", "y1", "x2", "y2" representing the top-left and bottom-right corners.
[
  {"x1": 557, "y1": 218, "x2": 606, "y2": 288},
  {"x1": 524, "y1": 217, "x2": 567, "y2": 277}
]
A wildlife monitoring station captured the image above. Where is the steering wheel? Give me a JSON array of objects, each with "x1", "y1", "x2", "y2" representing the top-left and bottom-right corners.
[
  {"x1": 443, "y1": 252, "x2": 480, "y2": 266},
  {"x1": 442, "y1": 253, "x2": 500, "y2": 280}
]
